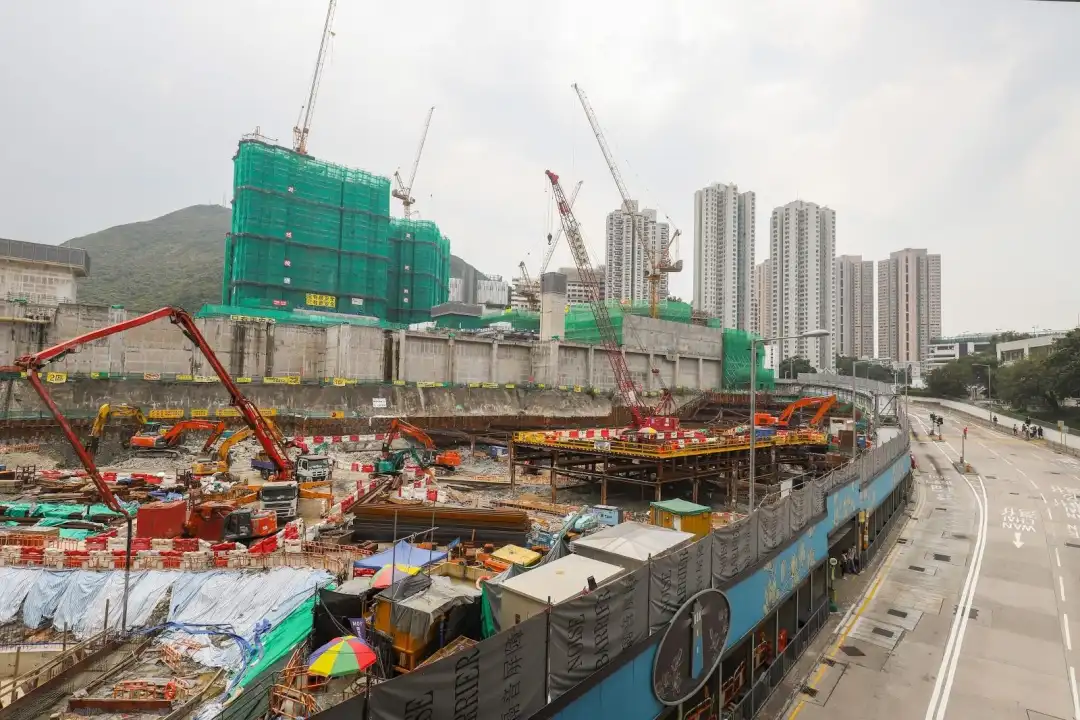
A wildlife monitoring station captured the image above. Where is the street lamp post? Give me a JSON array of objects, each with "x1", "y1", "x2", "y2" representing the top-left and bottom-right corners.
[
  {"x1": 973, "y1": 363, "x2": 992, "y2": 415},
  {"x1": 852, "y1": 360, "x2": 869, "y2": 451},
  {"x1": 749, "y1": 328, "x2": 830, "y2": 511}
]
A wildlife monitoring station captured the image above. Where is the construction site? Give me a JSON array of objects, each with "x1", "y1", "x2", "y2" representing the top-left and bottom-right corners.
[{"x1": 0, "y1": 4, "x2": 915, "y2": 720}]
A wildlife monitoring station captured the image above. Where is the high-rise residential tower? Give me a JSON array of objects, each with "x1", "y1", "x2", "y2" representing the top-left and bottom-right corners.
[
  {"x1": 752, "y1": 259, "x2": 771, "y2": 337},
  {"x1": 692, "y1": 182, "x2": 755, "y2": 329},
  {"x1": 605, "y1": 201, "x2": 669, "y2": 304},
  {"x1": 877, "y1": 248, "x2": 941, "y2": 363},
  {"x1": 770, "y1": 200, "x2": 836, "y2": 371},
  {"x1": 833, "y1": 255, "x2": 875, "y2": 359}
]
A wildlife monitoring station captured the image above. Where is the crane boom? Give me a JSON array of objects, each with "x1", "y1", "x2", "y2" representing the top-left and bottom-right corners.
[
  {"x1": 392, "y1": 106, "x2": 436, "y2": 218},
  {"x1": 292, "y1": 0, "x2": 338, "y2": 155},
  {"x1": 539, "y1": 180, "x2": 583, "y2": 275},
  {"x1": 573, "y1": 83, "x2": 670, "y2": 317},
  {"x1": 546, "y1": 170, "x2": 648, "y2": 426}
]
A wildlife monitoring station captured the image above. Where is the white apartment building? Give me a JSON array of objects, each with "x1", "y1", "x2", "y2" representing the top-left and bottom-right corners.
[
  {"x1": 833, "y1": 255, "x2": 875, "y2": 359},
  {"x1": 605, "y1": 201, "x2": 669, "y2": 305},
  {"x1": 476, "y1": 276, "x2": 510, "y2": 309},
  {"x1": 877, "y1": 249, "x2": 941, "y2": 363},
  {"x1": 692, "y1": 183, "x2": 755, "y2": 329},
  {"x1": 925, "y1": 334, "x2": 993, "y2": 371},
  {"x1": 752, "y1": 259, "x2": 771, "y2": 337},
  {"x1": 770, "y1": 200, "x2": 836, "y2": 371}
]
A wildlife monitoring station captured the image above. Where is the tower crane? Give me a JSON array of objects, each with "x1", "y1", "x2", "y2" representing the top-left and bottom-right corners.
[
  {"x1": 393, "y1": 106, "x2": 436, "y2": 218},
  {"x1": 539, "y1": 180, "x2": 584, "y2": 276},
  {"x1": 572, "y1": 83, "x2": 682, "y2": 319},
  {"x1": 546, "y1": 169, "x2": 678, "y2": 432},
  {"x1": 517, "y1": 262, "x2": 540, "y2": 311},
  {"x1": 292, "y1": 0, "x2": 338, "y2": 155}
]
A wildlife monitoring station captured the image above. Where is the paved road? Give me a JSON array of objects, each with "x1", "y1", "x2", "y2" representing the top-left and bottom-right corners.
[{"x1": 784, "y1": 407, "x2": 1080, "y2": 720}]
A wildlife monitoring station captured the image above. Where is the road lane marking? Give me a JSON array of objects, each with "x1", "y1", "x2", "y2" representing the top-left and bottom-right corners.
[
  {"x1": 1049, "y1": 507, "x2": 1055, "y2": 521},
  {"x1": 1062, "y1": 576, "x2": 1067, "y2": 603},
  {"x1": 1065, "y1": 614, "x2": 1072, "y2": 651},
  {"x1": 1058, "y1": 548, "x2": 1063, "y2": 567},
  {"x1": 1070, "y1": 666, "x2": 1080, "y2": 720},
  {"x1": 916, "y1": 416, "x2": 989, "y2": 720},
  {"x1": 1042, "y1": 493, "x2": 1049, "y2": 503}
]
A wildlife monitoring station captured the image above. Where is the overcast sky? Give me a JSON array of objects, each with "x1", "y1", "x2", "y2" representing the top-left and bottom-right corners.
[{"x1": 1, "y1": 1, "x2": 1078, "y2": 335}]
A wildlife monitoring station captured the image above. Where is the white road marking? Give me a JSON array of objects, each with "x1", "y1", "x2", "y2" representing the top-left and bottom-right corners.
[
  {"x1": 1070, "y1": 666, "x2": 1080, "y2": 720},
  {"x1": 916, "y1": 416, "x2": 989, "y2": 720},
  {"x1": 1042, "y1": 492, "x2": 1049, "y2": 503},
  {"x1": 1062, "y1": 576, "x2": 1068, "y2": 603},
  {"x1": 1058, "y1": 548, "x2": 1063, "y2": 567},
  {"x1": 1065, "y1": 613, "x2": 1073, "y2": 651},
  {"x1": 1049, "y1": 507, "x2": 1056, "y2": 521}
]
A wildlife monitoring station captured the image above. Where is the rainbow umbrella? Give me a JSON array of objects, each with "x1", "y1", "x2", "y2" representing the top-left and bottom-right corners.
[
  {"x1": 371, "y1": 563, "x2": 421, "y2": 589},
  {"x1": 308, "y1": 636, "x2": 377, "y2": 677}
]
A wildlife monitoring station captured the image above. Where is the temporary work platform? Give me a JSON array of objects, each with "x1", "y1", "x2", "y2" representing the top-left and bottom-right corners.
[{"x1": 568, "y1": 521, "x2": 694, "y2": 568}]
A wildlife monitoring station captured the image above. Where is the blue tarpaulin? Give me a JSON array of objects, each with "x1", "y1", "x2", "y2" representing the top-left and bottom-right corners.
[{"x1": 352, "y1": 540, "x2": 447, "y2": 572}]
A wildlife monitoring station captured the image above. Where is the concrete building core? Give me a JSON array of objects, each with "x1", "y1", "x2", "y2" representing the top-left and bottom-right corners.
[
  {"x1": 540, "y1": 272, "x2": 567, "y2": 340},
  {"x1": 0, "y1": 238, "x2": 89, "y2": 306}
]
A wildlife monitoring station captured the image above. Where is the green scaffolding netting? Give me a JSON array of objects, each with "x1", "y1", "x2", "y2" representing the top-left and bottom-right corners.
[
  {"x1": 387, "y1": 219, "x2": 450, "y2": 324},
  {"x1": 721, "y1": 329, "x2": 775, "y2": 391},
  {"x1": 196, "y1": 304, "x2": 405, "y2": 329},
  {"x1": 226, "y1": 140, "x2": 394, "y2": 319}
]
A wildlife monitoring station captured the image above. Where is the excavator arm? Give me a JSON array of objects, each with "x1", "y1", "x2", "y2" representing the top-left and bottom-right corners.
[
  {"x1": 777, "y1": 396, "x2": 837, "y2": 428},
  {"x1": 807, "y1": 396, "x2": 837, "y2": 428},
  {"x1": 383, "y1": 419, "x2": 436, "y2": 453},
  {"x1": 85, "y1": 403, "x2": 150, "y2": 457},
  {"x1": 132, "y1": 418, "x2": 225, "y2": 449}
]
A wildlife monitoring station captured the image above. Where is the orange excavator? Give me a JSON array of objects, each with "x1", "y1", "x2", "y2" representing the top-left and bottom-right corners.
[
  {"x1": 130, "y1": 419, "x2": 228, "y2": 453},
  {"x1": 382, "y1": 419, "x2": 461, "y2": 470},
  {"x1": 756, "y1": 396, "x2": 838, "y2": 429}
]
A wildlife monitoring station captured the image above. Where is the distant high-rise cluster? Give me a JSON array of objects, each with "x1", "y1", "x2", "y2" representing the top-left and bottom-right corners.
[{"x1": 679, "y1": 178, "x2": 943, "y2": 369}]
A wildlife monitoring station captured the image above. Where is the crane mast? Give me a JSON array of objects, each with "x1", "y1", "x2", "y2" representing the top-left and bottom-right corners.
[
  {"x1": 393, "y1": 106, "x2": 436, "y2": 218},
  {"x1": 292, "y1": 0, "x2": 338, "y2": 155},
  {"x1": 547, "y1": 170, "x2": 677, "y2": 431}
]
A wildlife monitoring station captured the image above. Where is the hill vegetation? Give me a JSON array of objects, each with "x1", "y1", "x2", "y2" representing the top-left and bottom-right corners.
[{"x1": 61, "y1": 205, "x2": 229, "y2": 312}]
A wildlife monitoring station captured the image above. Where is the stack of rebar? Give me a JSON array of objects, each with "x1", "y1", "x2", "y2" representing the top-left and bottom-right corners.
[{"x1": 350, "y1": 504, "x2": 530, "y2": 546}]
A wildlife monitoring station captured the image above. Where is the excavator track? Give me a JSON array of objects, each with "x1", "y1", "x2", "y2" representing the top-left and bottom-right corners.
[{"x1": 133, "y1": 448, "x2": 183, "y2": 459}]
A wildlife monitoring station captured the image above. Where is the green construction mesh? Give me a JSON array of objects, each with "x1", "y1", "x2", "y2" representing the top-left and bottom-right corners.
[
  {"x1": 387, "y1": 219, "x2": 450, "y2": 324},
  {"x1": 226, "y1": 140, "x2": 392, "y2": 318},
  {"x1": 721, "y1": 329, "x2": 775, "y2": 391},
  {"x1": 562, "y1": 300, "x2": 693, "y2": 344},
  {"x1": 196, "y1": 304, "x2": 404, "y2": 329}
]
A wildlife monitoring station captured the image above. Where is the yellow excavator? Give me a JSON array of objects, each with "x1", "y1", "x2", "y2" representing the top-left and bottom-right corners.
[{"x1": 85, "y1": 403, "x2": 150, "y2": 458}]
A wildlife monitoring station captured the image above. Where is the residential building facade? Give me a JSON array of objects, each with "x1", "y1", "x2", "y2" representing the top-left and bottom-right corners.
[
  {"x1": 752, "y1": 259, "x2": 771, "y2": 337},
  {"x1": 832, "y1": 255, "x2": 875, "y2": 359},
  {"x1": 877, "y1": 248, "x2": 941, "y2": 363},
  {"x1": 925, "y1": 334, "x2": 993, "y2": 372},
  {"x1": 692, "y1": 183, "x2": 755, "y2": 329},
  {"x1": 605, "y1": 201, "x2": 669, "y2": 305},
  {"x1": 770, "y1": 201, "x2": 836, "y2": 371}
]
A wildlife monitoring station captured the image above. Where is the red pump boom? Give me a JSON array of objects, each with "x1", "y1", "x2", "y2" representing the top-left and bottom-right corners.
[{"x1": 15, "y1": 307, "x2": 294, "y2": 515}]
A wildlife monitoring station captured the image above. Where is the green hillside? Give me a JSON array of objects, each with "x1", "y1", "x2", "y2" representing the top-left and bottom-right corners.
[{"x1": 61, "y1": 205, "x2": 230, "y2": 312}]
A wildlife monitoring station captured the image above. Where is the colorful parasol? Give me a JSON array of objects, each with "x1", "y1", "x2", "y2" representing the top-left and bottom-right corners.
[
  {"x1": 307, "y1": 635, "x2": 377, "y2": 677},
  {"x1": 371, "y1": 563, "x2": 421, "y2": 589}
]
